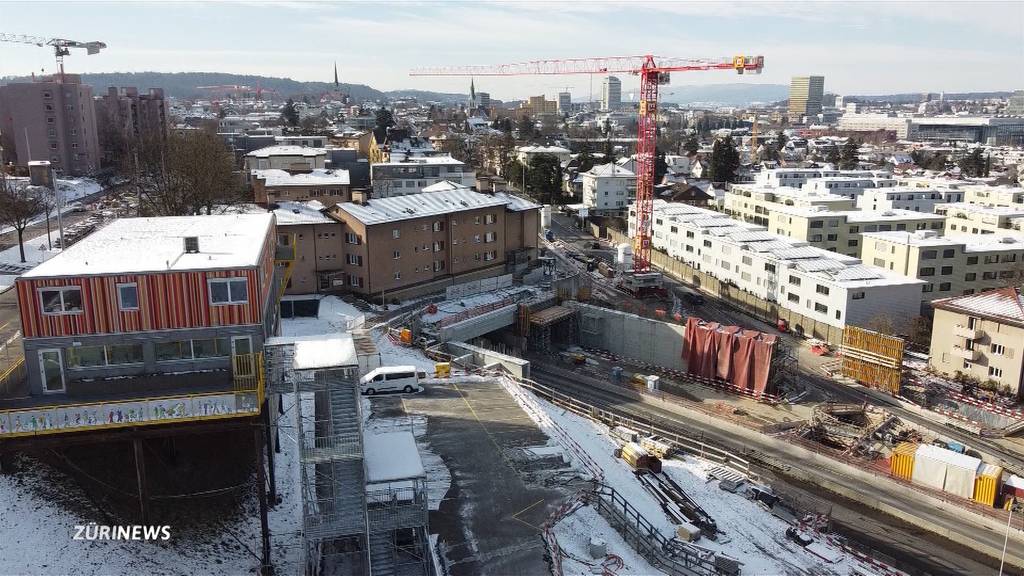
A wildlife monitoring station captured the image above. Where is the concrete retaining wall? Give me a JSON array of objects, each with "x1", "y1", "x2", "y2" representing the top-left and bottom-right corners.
[
  {"x1": 445, "y1": 341, "x2": 530, "y2": 378},
  {"x1": 568, "y1": 302, "x2": 686, "y2": 371}
]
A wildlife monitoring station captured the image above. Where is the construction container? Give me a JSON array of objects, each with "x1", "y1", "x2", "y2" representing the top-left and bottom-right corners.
[
  {"x1": 434, "y1": 362, "x2": 451, "y2": 379},
  {"x1": 890, "y1": 442, "x2": 917, "y2": 481},
  {"x1": 974, "y1": 463, "x2": 1004, "y2": 507},
  {"x1": 399, "y1": 328, "x2": 413, "y2": 344},
  {"x1": 640, "y1": 436, "x2": 673, "y2": 459}
]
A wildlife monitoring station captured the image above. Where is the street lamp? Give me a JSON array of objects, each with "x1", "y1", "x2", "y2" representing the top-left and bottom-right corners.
[{"x1": 1000, "y1": 499, "x2": 1022, "y2": 576}]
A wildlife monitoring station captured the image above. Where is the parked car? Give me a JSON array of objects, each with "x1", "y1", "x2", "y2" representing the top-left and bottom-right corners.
[{"x1": 360, "y1": 365, "x2": 423, "y2": 395}]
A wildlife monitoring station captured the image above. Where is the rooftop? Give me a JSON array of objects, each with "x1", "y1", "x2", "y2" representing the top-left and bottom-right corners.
[
  {"x1": 364, "y1": 431, "x2": 425, "y2": 483},
  {"x1": 246, "y1": 145, "x2": 327, "y2": 158},
  {"x1": 583, "y1": 163, "x2": 635, "y2": 178},
  {"x1": 271, "y1": 200, "x2": 334, "y2": 226},
  {"x1": 937, "y1": 202, "x2": 1024, "y2": 217},
  {"x1": 292, "y1": 335, "x2": 358, "y2": 371},
  {"x1": 253, "y1": 168, "x2": 350, "y2": 187},
  {"x1": 332, "y1": 189, "x2": 511, "y2": 226},
  {"x1": 862, "y1": 230, "x2": 1024, "y2": 252},
  {"x1": 932, "y1": 286, "x2": 1024, "y2": 326},
  {"x1": 23, "y1": 214, "x2": 274, "y2": 278},
  {"x1": 372, "y1": 155, "x2": 465, "y2": 167}
]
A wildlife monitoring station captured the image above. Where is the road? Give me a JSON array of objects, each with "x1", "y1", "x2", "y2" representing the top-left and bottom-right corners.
[{"x1": 526, "y1": 360, "x2": 1017, "y2": 575}]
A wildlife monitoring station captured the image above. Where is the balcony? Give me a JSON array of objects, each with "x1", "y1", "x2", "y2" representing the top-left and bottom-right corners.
[
  {"x1": 952, "y1": 345, "x2": 979, "y2": 361},
  {"x1": 953, "y1": 325, "x2": 983, "y2": 340}
]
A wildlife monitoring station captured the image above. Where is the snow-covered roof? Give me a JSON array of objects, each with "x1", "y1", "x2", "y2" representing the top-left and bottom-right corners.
[
  {"x1": 253, "y1": 168, "x2": 350, "y2": 187},
  {"x1": 421, "y1": 180, "x2": 470, "y2": 193},
  {"x1": 493, "y1": 192, "x2": 542, "y2": 212},
  {"x1": 373, "y1": 155, "x2": 465, "y2": 167},
  {"x1": 272, "y1": 201, "x2": 334, "y2": 226},
  {"x1": 364, "y1": 431, "x2": 425, "y2": 483},
  {"x1": 292, "y1": 336, "x2": 358, "y2": 371},
  {"x1": 583, "y1": 163, "x2": 635, "y2": 178},
  {"x1": 23, "y1": 214, "x2": 274, "y2": 278},
  {"x1": 246, "y1": 145, "x2": 327, "y2": 158},
  {"x1": 517, "y1": 145, "x2": 570, "y2": 154},
  {"x1": 932, "y1": 286, "x2": 1024, "y2": 326},
  {"x1": 332, "y1": 189, "x2": 513, "y2": 226}
]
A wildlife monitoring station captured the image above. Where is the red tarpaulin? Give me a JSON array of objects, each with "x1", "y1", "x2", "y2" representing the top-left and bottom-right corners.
[{"x1": 682, "y1": 317, "x2": 778, "y2": 397}]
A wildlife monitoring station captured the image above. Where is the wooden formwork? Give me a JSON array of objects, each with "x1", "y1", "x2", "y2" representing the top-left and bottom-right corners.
[{"x1": 840, "y1": 326, "x2": 905, "y2": 395}]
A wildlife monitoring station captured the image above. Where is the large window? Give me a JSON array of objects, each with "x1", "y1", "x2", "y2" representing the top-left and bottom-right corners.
[
  {"x1": 117, "y1": 283, "x2": 139, "y2": 310},
  {"x1": 208, "y1": 277, "x2": 248, "y2": 305},
  {"x1": 155, "y1": 338, "x2": 231, "y2": 362},
  {"x1": 40, "y1": 286, "x2": 83, "y2": 315},
  {"x1": 66, "y1": 343, "x2": 143, "y2": 368}
]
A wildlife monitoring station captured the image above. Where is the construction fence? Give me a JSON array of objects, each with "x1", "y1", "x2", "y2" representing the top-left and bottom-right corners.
[{"x1": 602, "y1": 228, "x2": 846, "y2": 345}]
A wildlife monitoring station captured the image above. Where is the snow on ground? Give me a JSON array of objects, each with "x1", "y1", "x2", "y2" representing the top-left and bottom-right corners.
[
  {"x1": 555, "y1": 504, "x2": 661, "y2": 576},
  {"x1": 372, "y1": 330, "x2": 437, "y2": 373},
  {"x1": 280, "y1": 295, "x2": 366, "y2": 337},
  {"x1": 508, "y1": 377, "x2": 863, "y2": 576},
  {"x1": 419, "y1": 285, "x2": 538, "y2": 324},
  {"x1": 0, "y1": 177, "x2": 103, "y2": 237},
  {"x1": 0, "y1": 229, "x2": 64, "y2": 291}
]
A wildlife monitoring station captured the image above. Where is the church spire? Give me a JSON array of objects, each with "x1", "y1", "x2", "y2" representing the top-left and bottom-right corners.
[
  {"x1": 470, "y1": 77, "x2": 476, "y2": 104},
  {"x1": 334, "y1": 61, "x2": 339, "y2": 88}
]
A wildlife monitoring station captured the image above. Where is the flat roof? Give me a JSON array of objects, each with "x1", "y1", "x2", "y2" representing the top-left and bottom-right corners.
[
  {"x1": 253, "y1": 168, "x2": 350, "y2": 187},
  {"x1": 364, "y1": 431, "x2": 425, "y2": 483},
  {"x1": 272, "y1": 201, "x2": 335, "y2": 226},
  {"x1": 246, "y1": 145, "x2": 327, "y2": 158},
  {"x1": 23, "y1": 214, "x2": 274, "y2": 278},
  {"x1": 332, "y1": 189, "x2": 512, "y2": 226},
  {"x1": 938, "y1": 202, "x2": 1024, "y2": 216},
  {"x1": 292, "y1": 336, "x2": 358, "y2": 370}
]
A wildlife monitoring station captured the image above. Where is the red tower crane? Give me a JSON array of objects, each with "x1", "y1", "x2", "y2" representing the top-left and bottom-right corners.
[{"x1": 412, "y1": 54, "x2": 764, "y2": 292}]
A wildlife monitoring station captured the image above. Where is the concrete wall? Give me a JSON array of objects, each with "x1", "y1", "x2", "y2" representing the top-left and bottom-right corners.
[
  {"x1": 445, "y1": 341, "x2": 530, "y2": 378},
  {"x1": 568, "y1": 302, "x2": 686, "y2": 371},
  {"x1": 436, "y1": 304, "x2": 518, "y2": 343}
]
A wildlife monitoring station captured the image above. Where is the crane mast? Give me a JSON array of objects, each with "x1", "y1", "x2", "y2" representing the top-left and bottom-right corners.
[
  {"x1": 0, "y1": 33, "x2": 107, "y2": 81},
  {"x1": 411, "y1": 54, "x2": 764, "y2": 281}
]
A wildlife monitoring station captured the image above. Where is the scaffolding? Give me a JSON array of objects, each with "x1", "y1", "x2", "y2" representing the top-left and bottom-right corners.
[{"x1": 524, "y1": 304, "x2": 578, "y2": 353}]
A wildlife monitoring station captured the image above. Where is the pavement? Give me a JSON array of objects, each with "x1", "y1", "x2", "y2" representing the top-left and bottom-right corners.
[{"x1": 368, "y1": 380, "x2": 578, "y2": 576}]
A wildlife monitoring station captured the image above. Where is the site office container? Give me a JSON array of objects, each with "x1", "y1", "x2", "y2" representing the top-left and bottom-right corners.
[
  {"x1": 889, "y1": 442, "x2": 916, "y2": 481},
  {"x1": 973, "y1": 463, "x2": 1004, "y2": 507}
]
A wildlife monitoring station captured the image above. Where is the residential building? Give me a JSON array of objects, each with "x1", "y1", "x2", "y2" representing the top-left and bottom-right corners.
[
  {"x1": 370, "y1": 156, "x2": 475, "y2": 198},
  {"x1": 558, "y1": 92, "x2": 571, "y2": 114},
  {"x1": 631, "y1": 200, "x2": 923, "y2": 331},
  {"x1": 788, "y1": 76, "x2": 825, "y2": 119},
  {"x1": 860, "y1": 230, "x2": 1024, "y2": 311},
  {"x1": 275, "y1": 135, "x2": 328, "y2": 148},
  {"x1": 856, "y1": 187, "x2": 963, "y2": 212},
  {"x1": 936, "y1": 202, "x2": 1024, "y2": 236},
  {"x1": 602, "y1": 76, "x2": 622, "y2": 111},
  {"x1": 766, "y1": 204, "x2": 945, "y2": 257},
  {"x1": 95, "y1": 87, "x2": 167, "y2": 154},
  {"x1": 800, "y1": 176, "x2": 896, "y2": 198},
  {"x1": 962, "y1": 185, "x2": 1024, "y2": 208},
  {"x1": 272, "y1": 201, "x2": 344, "y2": 294},
  {"x1": 581, "y1": 163, "x2": 636, "y2": 216},
  {"x1": 754, "y1": 168, "x2": 888, "y2": 189},
  {"x1": 252, "y1": 168, "x2": 352, "y2": 206},
  {"x1": 0, "y1": 74, "x2": 101, "y2": 175},
  {"x1": 324, "y1": 189, "x2": 540, "y2": 298},
  {"x1": 725, "y1": 185, "x2": 855, "y2": 227},
  {"x1": 516, "y1": 145, "x2": 572, "y2": 165},
  {"x1": 244, "y1": 145, "x2": 328, "y2": 173},
  {"x1": 929, "y1": 287, "x2": 1024, "y2": 397},
  {"x1": 330, "y1": 128, "x2": 374, "y2": 158},
  {"x1": 8, "y1": 214, "x2": 278, "y2": 431}
]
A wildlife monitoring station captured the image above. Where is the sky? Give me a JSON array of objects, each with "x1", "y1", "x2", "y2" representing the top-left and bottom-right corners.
[{"x1": 1, "y1": 0, "x2": 1021, "y2": 101}]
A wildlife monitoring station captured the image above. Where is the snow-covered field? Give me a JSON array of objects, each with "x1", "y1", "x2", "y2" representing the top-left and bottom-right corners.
[
  {"x1": 0, "y1": 229, "x2": 63, "y2": 292},
  {"x1": 279, "y1": 295, "x2": 367, "y2": 337}
]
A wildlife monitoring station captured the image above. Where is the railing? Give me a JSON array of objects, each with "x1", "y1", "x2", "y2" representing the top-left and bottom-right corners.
[
  {"x1": 0, "y1": 358, "x2": 26, "y2": 399},
  {"x1": 233, "y1": 352, "x2": 265, "y2": 405}
]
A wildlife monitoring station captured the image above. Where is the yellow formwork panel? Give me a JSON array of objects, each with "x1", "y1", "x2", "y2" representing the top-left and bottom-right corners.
[
  {"x1": 974, "y1": 465, "x2": 1004, "y2": 507},
  {"x1": 891, "y1": 442, "x2": 917, "y2": 480}
]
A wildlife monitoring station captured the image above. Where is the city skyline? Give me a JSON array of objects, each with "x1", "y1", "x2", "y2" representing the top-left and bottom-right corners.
[{"x1": 1, "y1": 1, "x2": 1020, "y2": 101}]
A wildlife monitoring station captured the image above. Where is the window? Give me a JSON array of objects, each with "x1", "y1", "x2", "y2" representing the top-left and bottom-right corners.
[
  {"x1": 814, "y1": 302, "x2": 828, "y2": 313},
  {"x1": 392, "y1": 228, "x2": 401, "y2": 239},
  {"x1": 474, "y1": 216, "x2": 481, "y2": 225},
  {"x1": 811, "y1": 234, "x2": 822, "y2": 242},
  {"x1": 942, "y1": 249, "x2": 955, "y2": 258},
  {"x1": 345, "y1": 232, "x2": 361, "y2": 244},
  {"x1": 108, "y1": 344, "x2": 144, "y2": 364},
  {"x1": 40, "y1": 286, "x2": 83, "y2": 314},
  {"x1": 473, "y1": 234, "x2": 482, "y2": 243},
  {"x1": 433, "y1": 221, "x2": 444, "y2": 232},
  {"x1": 484, "y1": 214, "x2": 496, "y2": 225},
  {"x1": 483, "y1": 250, "x2": 497, "y2": 261},
  {"x1": 965, "y1": 272, "x2": 976, "y2": 281},
  {"x1": 742, "y1": 256, "x2": 753, "y2": 266},
  {"x1": 787, "y1": 293, "x2": 800, "y2": 303},
  {"x1": 847, "y1": 239, "x2": 858, "y2": 247},
  {"x1": 967, "y1": 317, "x2": 979, "y2": 329},
  {"x1": 983, "y1": 271, "x2": 997, "y2": 280},
  {"x1": 764, "y1": 263, "x2": 776, "y2": 273},
  {"x1": 849, "y1": 226, "x2": 860, "y2": 233},
  {"x1": 433, "y1": 241, "x2": 445, "y2": 252},
  {"x1": 432, "y1": 260, "x2": 446, "y2": 272},
  {"x1": 484, "y1": 232, "x2": 496, "y2": 243},
  {"x1": 826, "y1": 233, "x2": 838, "y2": 242},
  {"x1": 789, "y1": 275, "x2": 801, "y2": 286},
  {"x1": 939, "y1": 282, "x2": 951, "y2": 291},
  {"x1": 989, "y1": 366, "x2": 1003, "y2": 379},
  {"x1": 873, "y1": 257, "x2": 886, "y2": 267},
  {"x1": 992, "y1": 343, "x2": 1006, "y2": 356},
  {"x1": 393, "y1": 250, "x2": 401, "y2": 260},
  {"x1": 208, "y1": 277, "x2": 248, "y2": 305},
  {"x1": 922, "y1": 284, "x2": 934, "y2": 293},
  {"x1": 394, "y1": 271, "x2": 401, "y2": 280},
  {"x1": 346, "y1": 254, "x2": 363, "y2": 266},
  {"x1": 921, "y1": 250, "x2": 937, "y2": 260},
  {"x1": 348, "y1": 274, "x2": 363, "y2": 287},
  {"x1": 851, "y1": 291, "x2": 865, "y2": 299},
  {"x1": 967, "y1": 256, "x2": 978, "y2": 265},
  {"x1": 117, "y1": 283, "x2": 139, "y2": 310},
  {"x1": 919, "y1": 267, "x2": 935, "y2": 276},
  {"x1": 67, "y1": 344, "x2": 144, "y2": 368},
  {"x1": 816, "y1": 284, "x2": 830, "y2": 295},
  {"x1": 810, "y1": 220, "x2": 824, "y2": 229}
]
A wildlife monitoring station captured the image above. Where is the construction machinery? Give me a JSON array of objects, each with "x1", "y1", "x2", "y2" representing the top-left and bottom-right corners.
[
  {"x1": 0, "y1": 33, "x2": 106, "y2": 80},
  {"x1": 411, "y1": 55, "x2": 764, "y2": 298}
]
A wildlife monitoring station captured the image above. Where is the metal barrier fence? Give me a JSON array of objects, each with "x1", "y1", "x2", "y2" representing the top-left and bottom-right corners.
[{"x1": 0, "y1": 357, "x2": 26, "y2": 398}]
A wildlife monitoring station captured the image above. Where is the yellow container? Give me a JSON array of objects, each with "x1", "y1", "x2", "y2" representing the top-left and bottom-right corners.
[
  {"x1": 434, "y1": 362, "x2": 451, "y2": 379},
  {"x1": 890, "y1": 442, "x2": 917, "y2": 481},
  {"x1": 400, "y1": 328, "x2": 413, "y2": 344},
  {"x1": 974, "y1": 464, "x2": 1004, "y2": 507}
]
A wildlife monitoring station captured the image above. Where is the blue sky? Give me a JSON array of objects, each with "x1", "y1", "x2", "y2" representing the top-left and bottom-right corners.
[{"x1": 1, "y1": 1, "x2": 1020, "y2": 100}]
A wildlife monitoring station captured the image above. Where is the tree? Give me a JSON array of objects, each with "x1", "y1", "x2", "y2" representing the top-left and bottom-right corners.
[
  {"x1": 140, "y1": 130, "x2": 244, "y2": 216},
  {"x1": 825, "y1": 145, "x2": 841, "y2": 166},
  {"x1": 516, "y1": 116, "x2": 535, "y2": 140},
  {"x1": 526, "y1": 153, "x2": 563, "y2": 205},
  {"x1": 958, "y1": 148, "x2": 986, "y2": 177},
  {"x1": 375, "y1": 107, "x2": 395, "y2": 132},
  {"x1": 840, "y1": 138, "x2": 860, "y2": 169},
  {"x1": 683, "y1": 137, "x2": 700, "y2": 155},
  {"x1": 281, "y1": 98, "x2": 299, "y2": 127},
  {"x1": 577, "y1": 149, "x2": 596, "y2": 174},
  {"x1": 0, "y1": 173, "x2": 45, "y2": 263},
  {"x1": 708, "y1": 136, "x2": 740, "y2": 183}
]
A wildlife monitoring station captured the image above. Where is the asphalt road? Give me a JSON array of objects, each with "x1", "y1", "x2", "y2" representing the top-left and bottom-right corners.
[{"x1": 527, "y1": 360, "x2": 1018, "y2": 575}]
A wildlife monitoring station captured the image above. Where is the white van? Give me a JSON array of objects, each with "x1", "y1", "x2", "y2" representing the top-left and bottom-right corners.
[{"x1": 360, "y1": 365, "x2": 423, "y2": 395}]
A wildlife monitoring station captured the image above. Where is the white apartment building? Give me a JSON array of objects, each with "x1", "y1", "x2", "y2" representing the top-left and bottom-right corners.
[
  {"x1": 856, "y1": 187, "x2": 963, "y2": 212},
  {"x1": 630, "y1": 201, "x2": 923, "y2": 330},
  {"x1": 861, "y1": 230, "x2": 1024, "y2": 312},
  {"x1": 962, "y1": 185, "x2": 1024, "y2": 207},
  {"x1": 582, "y1": 163, "x2": 635, "y2": 215},
  {"x1": 800, "y1": 176, "x2": 896, "y2": 198},
  {"x1": 370, "y1": 155, "x2": 476, "y2": 198},
  {"x1": 725, "y1": 185, "x2": 855, "y2": 227},
  {"x1": 244, "y1": 145, "x2": 328, "y2": 173},
  {"x1": 516, "y1": 145, "x2": 572, "y2": 165},
  {"x1": 936, "y1": 202, "x2": 1024, "y2": 236},
  {"x1": 754, "y1": 168, "x2": 890, "y2": 188}
]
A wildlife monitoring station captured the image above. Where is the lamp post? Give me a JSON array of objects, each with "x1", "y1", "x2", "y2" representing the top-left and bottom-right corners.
[{"x1": 1000, "y1": 499, "x2": 1021, "y2": 576}]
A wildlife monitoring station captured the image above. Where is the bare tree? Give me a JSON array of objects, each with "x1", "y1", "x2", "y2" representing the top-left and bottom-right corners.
[
  {"x1": 140, "y1": 130, "x2": 245, "y2": 216},
  {"x1": 0, "y1": 173, "x2": 45, "y2": 263}
]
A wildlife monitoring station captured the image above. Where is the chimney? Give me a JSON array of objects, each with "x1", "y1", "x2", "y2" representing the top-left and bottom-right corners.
[
  {"x1": 351, "y1": 189, "x2": 368, "y2": 205},
  {"x1": 184, "y1": 236, "x2": 200, "y2": 253}
]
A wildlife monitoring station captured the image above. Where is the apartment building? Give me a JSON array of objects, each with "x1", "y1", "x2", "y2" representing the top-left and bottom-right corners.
[
  {"x1": 244, "y1": 145, "x2": 328, "y2": 173},
  {"x1": 963, "y1": 185, "x2": 1024, "y2": 208},
  {"x1": 800, "y1": 176, "x2": 896, "y2": 198},
  {"x1": 0, "y1": 75, "x2": 100, "y2": 175},
  {"x1": 754, "y1": 168, "x2": 888, "y2": 189},
  {"x1": 7, "y1": 214, "x2": 277, "y2": 436},
  {"x1": 275, "y1": 135, "x2": 328, "y2": 148},
  {"x1": 725, "y1": 185, "x2": 855, "y2": 227},
  {"x1": 631, "y1": 200, "x2": 923, "y2": 331},
  {"x1": 370, "y1": 156, "x2": 475, "y2": 198},
  {"x1": 95, "y1": 87, "x2": 167, "y2": 150},
  {"x1": 272, "y1": 201, "x2": 344, "y2": 294},
  {"x1": 936, "y1": 202, "x2": 1024, "y2": 236},
  {"x1": 581, "y1": 163, "x2": 636, "y2": 216},
  {"x1": 860, "y1": 230, "x2": 1024, "y2": 312},
  {"x1": 929, "y1": 287, "x2": 1024, "y2": 397},
  {"x1": 516, "y1": 145, "x2": 572, "y2": 165},
  {"x1": 325, "y1": 189, "x2": 539, "y2": 297},
  {"x1": 766, "y1": 204, "x2": 945, "y2": 258},
  {"x1": 856, "y1": 187, "x2": 963, "y2": 212},
  {"x1": 252, "y1": 168, "x2": 352, "y2": 206}
]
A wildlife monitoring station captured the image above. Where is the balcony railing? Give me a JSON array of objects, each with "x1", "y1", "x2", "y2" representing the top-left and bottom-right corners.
[
  {"x1": 0, "y1": 353, "x2": 264, "y2": 438},
  {"x1": 952, "y1": 345, "x2": 979, "y2": 361},
  {"x1": 953, "y1": 325, "x2": 982, "y2": 340}
]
